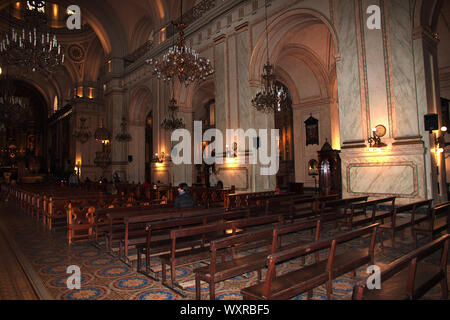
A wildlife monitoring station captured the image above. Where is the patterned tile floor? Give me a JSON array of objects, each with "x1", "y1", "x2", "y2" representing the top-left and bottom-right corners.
[{"x1": 0, "y1": 201, "x2": 448, "y2": 300}]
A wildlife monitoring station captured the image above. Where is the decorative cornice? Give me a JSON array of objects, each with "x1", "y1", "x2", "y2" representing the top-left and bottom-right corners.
[{"x1": 292, "y1": 97, "x2": 334, "y2": 109}]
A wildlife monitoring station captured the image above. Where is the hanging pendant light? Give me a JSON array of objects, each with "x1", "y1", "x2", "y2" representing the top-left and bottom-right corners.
[
  {"x1": 252, "y1": 0, "x2": 287, "y2": 114},
  {"x1": 161, "y1": 80, "x2": 186, "y2": 131}
]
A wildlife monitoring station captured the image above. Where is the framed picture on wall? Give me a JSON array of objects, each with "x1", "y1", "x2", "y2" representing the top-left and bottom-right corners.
[{"x1": 305, "y1": 115, "x2": 319, "y2": 146}]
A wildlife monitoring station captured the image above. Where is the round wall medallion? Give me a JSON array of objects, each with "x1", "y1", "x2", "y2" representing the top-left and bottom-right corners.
[{"x1": 68, "y1": 44, "x2": 85, "y2": 62}]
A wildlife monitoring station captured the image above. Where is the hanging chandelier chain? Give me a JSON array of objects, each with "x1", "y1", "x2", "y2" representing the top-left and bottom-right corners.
[
  {"x1": 251, "y1": 0, "x2": 288, "y2": 114},
  {"x1": 265, "y1": 0, "x2": 270, "y2": 65}
]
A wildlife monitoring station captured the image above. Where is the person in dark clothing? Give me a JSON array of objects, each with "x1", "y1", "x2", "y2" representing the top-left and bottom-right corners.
[{"x1": 173, "y1": 183, "x2": 196, "y2": 208}]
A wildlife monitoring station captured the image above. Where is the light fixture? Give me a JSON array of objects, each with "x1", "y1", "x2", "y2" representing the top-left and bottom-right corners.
[
  {"x1": 116, "y1": 117, "x2": 132, "y2": 142},
  {"x1": 0, "y1": 1, "x2": 65, "y2": 74},
  {"x1": 368, "y1": 125, "x2": 387, "y2": 151},
  {"x1": 431, "y1": 126, "x2": 447, "y2": 155},
  {"x1": 145, "y1": 0, "x2": 214, "y2": 87},
  {"x1": 0, "y1": 75, "x2": 29, "y2": 125},
  {"x1": 73, "y1": 117, "x2": 91, "y2": 144},
  {"x1": 94, "y1": 120, "x2": 111, "y2": 145},
  {"x1": 152, "y1": 152, "x2": 165, "y2": 164},
  {"x1": 161, "y1": 81, "x2": 185, "y2": 131},
  {"x1": 251, "y1": 0, "x2": 287, "y2": 114},
  {"x1": 94, "y1": 120, "x2": 111, "y2": 169}
]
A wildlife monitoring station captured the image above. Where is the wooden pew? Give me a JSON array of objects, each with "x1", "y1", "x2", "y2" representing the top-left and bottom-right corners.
[
  {"x1": 290, "y1": 194, "x2": 339, "y2": 221},
  {"x1": 225, "y1": 191, "x2": 281, "y2": 210},
  {"x1": 135, "y1": 208, "x2": 270, "y2": 277},
  {"x1": 413, "y1": 202, "x2": 450, "y2": 248},
  {"x1": 318, "y1": 196, "x2": 369, "y2": 219},
  {"x1": 378, "y1": 199, "x2": 432, "y2": 248},
  {"x1": 92, "y1": 204, "x2": 169, "y2": 247},
  {"x1": 337, "y1": 197, "x2": 396, "y2": 231},
  {"x1": 352, "y1": 234, "x2": 449, "y2": 300},
  {"x1": 67, "y1": 203, "x2": 96, "y2": 245},
  {"x1": 194, "y1": 219, "x2": 322, "y2": 300},
  {"x1": 241, "y1": 223, "x2": 379, "y2": 300},
  {"x1": 159, "y1": 214, "x2": 286, "y2": 296},
  {"x1": 120, "y1": 208, "x2": 251, "y2": 265},
  {"x1": 134, "y1": 211, "x2": 251, "y2": 278},
  {"x1": 113, "y1": 207, "x2": 230, "y2": 255}
]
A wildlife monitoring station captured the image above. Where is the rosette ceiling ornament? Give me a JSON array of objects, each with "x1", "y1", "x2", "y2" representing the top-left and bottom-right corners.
[
  {"x1": 145, "y1": 0, "x2": 214, "y2": 87},
  {"x1": 251, "y1": 0, "x2": 287, "y2": 114},
  {"x1": 0, "y1": 1, "x2": 65, "y2": 74}
]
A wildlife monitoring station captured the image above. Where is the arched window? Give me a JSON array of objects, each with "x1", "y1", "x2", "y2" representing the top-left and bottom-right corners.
[{"x1": 53, "y1": 96, "x2": 58, "y2": 112}]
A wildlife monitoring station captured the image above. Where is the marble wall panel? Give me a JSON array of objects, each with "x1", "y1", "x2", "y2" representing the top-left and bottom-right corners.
[
  {"x1": 217, "y1": 166, "x2": 249, "y2": 191},
  {"x1": 387, "y1": 0, "x2": 420, "y2": 138},
  {"x1": 348, "y1": 163, "x2": 416, "y2": 195},
  {"x1": 362, "y1": 0, "x2": 390, "y2": 136},
  {"x1": 340, "y1": 145, "x2": 427, "y2": 204},
  {"x1": 335, "y1": 0, "x2": 364, "y2": 144}
]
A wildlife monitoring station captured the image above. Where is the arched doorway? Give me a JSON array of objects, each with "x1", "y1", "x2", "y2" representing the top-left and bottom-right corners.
[
  {"x1": 0, "y1": 79, "x2": 48, "y2": 181},
  {"x1": 128, "y1": 86, "x2": 152, "y2": 184},
  {"x1": 249, "y1": 9, "x2": 340, "y2": 191},
  {"x1": 191, "y1": 81, "x2": 216, "y2": 187},
  {"x1": 274, "y1": 81, "x2": 295, "y2": 190}
]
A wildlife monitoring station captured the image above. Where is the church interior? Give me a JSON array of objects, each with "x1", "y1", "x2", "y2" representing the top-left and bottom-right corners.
[{"x1": 0, "y1": 0, "x2": 449, "y2": 301}]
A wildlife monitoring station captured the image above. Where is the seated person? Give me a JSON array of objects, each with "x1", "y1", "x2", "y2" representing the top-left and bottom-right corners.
[
  {"x1": 68, "y1": 171, "x2": 79, "y2": 186},
  {"x1": 209, "y1": 170, "x2": 219, "y2": 188},
  {"x1": 216, "y1": 180, "x2": 223, "y2": 189},
  {"x1": 174, "y1": 183, "x2": 196, "y2": 208},
  {"x1": 106, "y1": 182, "x2": 118, "y2": 195}
]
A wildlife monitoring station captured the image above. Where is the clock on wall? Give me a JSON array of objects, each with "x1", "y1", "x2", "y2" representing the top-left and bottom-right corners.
[{"x1": 373, "y1": 125, "x2": 386, "y2": 138}]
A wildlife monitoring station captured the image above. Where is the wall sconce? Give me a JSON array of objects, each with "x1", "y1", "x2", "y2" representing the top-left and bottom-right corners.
[
  {"x1": 152, "y1": 152, "x2": 165, "y2": 163},
  {"x1": 431, "y1": 126, "x2": 447, "y2": 155},
  {"x1": 225, "y1": 142, "x2": 238, "y2": 158},
  {"x1": 368, "y1": 125, "x2": 387, "y2": 152},
  {"x1": 74, "y1": 161, "x2": 81, "y2": 177}
]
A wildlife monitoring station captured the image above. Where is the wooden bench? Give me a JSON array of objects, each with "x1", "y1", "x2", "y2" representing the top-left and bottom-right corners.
[
  {"x1": 318, "y1": 196, "x2": 369, "y2": 218},
  {"x1": 135, "y1": 208, "x2": 275, "y2": 278},
  {"x1": 225, "y1": 191, "x2": 282, "y2": 210},
  {"x1": 92, "y1": 204, "x2": 169, "y2": 247},
  {"x1": 116, "y1": 207, "x2": 233, "y2": 258},
  {"x1": 264, "y1": 194, "x2": 312, "y2": 216},
  {"x1": 241, "y1": 223, "x2": 379, "y2": 300},
  {"x1": 337, "y1": 197, "x2": 396, "y2": 231},
  {"x1": 122, "y1": 208, "x2": 252, "y2": 267},
  {"x1": 134, "y1": 212, "x2": 249, "y2": 278},
  {"x1": 194, "y1": 219, "x2": 322, "y2": 300},
  {"x1": 413, "y1": 202, "x2": 450, "y2": 248},
  {"x1": 159, "y1": 214, "x2": 286, "y2": 296},
  {"x1": 67, "y1": 203, "x2": 96, "y2": 245},
  {"x1": 378, "y1": 199, "x2": 432, "y2": 249},
  {"x1": 352, "y1": 233, "x2": 449, "y2": 300},
  {"x1": 291, "y1": 194, "x2": 339, "y2": 221}
]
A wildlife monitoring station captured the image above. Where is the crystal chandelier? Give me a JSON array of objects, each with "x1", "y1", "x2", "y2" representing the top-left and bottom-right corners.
[
  {"x1": 0, "y1": 76, "x2": 29, "y2": 125},
  {"x1": 251, "y1": 0, "x2": 287, "y2": 114},
  {"x1": 0, "y1": 1, "x2": 65, "y2": 74},
  {"x1": 145, "y1": 0, "x2": 214, "y2": 87},
  {"x1": 161, "y1": 82, "x2": 186, "y2": 131}
]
